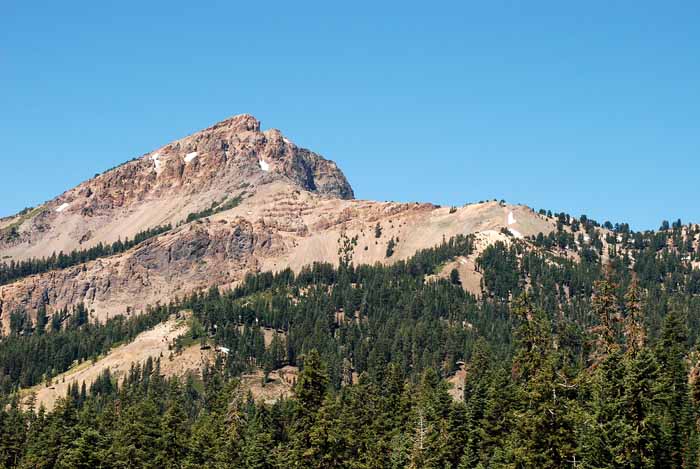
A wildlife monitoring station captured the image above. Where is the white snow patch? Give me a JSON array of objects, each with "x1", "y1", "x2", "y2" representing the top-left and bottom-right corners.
[
  {"x1": 458, "y1": 257, "x2": 468, "y2": 265},
  {"x1": 150, "y1": 153, "x2": 162, "y2": 173},
  {"x1": 184, "y1": 152, "x2": 198, "y2": 163},
  {"x1": 508, "y1": 211, "x2": 516, "y2": 225},
  {"x1": 55, "y1": 203, "x2": 70, "y2": 213},
  {"x1": 259, "y1": 159, "x2": 270, "y2": 172},
  {"x1": 283, "y1": 137, "x2": 291, "y2": 144},
  {"x1": 216, "y1": 346, "x2": 230, "y2": 355},
  {"x1": 583, "y1": 234, "x2": 591, "y2": 242},
  {"x1": 509, "y1": 228, "x2": 524, "y2": 239}
]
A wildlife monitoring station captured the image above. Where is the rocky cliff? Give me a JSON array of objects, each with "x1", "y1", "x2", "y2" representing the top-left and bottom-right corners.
[
  {"x1": 0, "y1": 115, "x2": 557, "y2": 331},
  {"x1": 0, "y1": 114, "x2": 353, "y2": 260}
]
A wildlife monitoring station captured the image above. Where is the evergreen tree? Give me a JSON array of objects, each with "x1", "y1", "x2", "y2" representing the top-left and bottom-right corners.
[
  {"x1": 109, "y1": 398, "x2": 163, "y2": 468},
  {"x1": 655, "y1": 306, "x2": 691, "y2": 467},
  {"x1": 289, "y1": 349, "x2": 330, "y2": 468},
  {"x1": 505, "y1": 296, "x2": 578, "y2": 469},
  {"x1": 157, "y1": 388, "x2": 191, "y2": 468}
]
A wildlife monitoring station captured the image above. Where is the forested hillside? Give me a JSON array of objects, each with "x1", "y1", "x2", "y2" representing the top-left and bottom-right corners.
[{"x1": 1, "y1": 217, "x2": 700, "y2": 468}]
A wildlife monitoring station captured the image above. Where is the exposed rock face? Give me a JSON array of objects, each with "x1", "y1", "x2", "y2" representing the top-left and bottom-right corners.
[
  {"x1": 0, "y1": 189, "x2": 556, "y2": 331},
  {"x1": 0, "y1": 114, "x2": 353, "y2": 260},
  {"x1": 0, "y1": 114, "x2": 559, "y2": 332},
  {"x1": 0, "y1": 217, "x2": 278, "y2": 323}
]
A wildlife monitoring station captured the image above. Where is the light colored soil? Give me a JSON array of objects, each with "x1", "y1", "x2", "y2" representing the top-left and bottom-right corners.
[
  {"x1": 24, "y1": 314, "x2": 214, "y2": 411},
  {"x1": 241, "y1": 365, "x2": 298, "y2": 405},
  {"x1": 447, "y1": 364, "x2": 467, "y2": 402},
  {"x1": 258, "y1": 198, "x2": 554, "y2": 275},
  {"x1": 429, "y1": 230, "x2": 515, "y2": 297},
  {"x1": 433, "y1": 256, "x2": 483, "y2": 297},
  {"x1": 0, "y1": 186, "x2": 560, "y2": 334}
]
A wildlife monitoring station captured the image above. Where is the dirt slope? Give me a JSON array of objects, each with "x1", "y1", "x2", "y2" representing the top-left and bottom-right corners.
[
  {"x1": 0, "y1": 114, "x2": 352, "y2": 261},
  {"x1": 24, "y1": 314, "x2": 214, "y2": 411},
  {"x1": 0, "y1": 189, "x2": 554, "y2": 331},
  {"x1": 0, "y1": 114, "x2": 557, "y2": 331}
]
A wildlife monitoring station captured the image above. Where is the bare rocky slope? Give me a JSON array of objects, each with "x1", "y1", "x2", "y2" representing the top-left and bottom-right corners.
[
  {"x1": 0, "y1": 114, "x2": 353, "y2": 260},
  {"x1": 0, "y1": 115, "x2": 556, "y2": 331}
]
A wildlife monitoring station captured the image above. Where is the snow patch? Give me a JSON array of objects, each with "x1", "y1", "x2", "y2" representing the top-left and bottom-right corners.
[
  {"x1": 55, "y1": 203, "x2": 70, "y2": 213},
  {"x1": 184, "y1": 152, "x2": 198, "y2": 163},
  {"x1": 283, "y1": 137, "x2": 291, "y2": 144},
  {"x1": 509, "y1": 228, "x2": 524, "y2": 239},
  {"x1": 259, "y1": 159, "x2": 270, "y2": 172},
  {"x1": 216, "y1": 346, "x2": 230, "y2": 355},
  {"x1": 507, "y1": 211, "x2": 516, "y2": 225},
  {"x1": 150, "y1": 153, "x2": 162, "y2": 173}
]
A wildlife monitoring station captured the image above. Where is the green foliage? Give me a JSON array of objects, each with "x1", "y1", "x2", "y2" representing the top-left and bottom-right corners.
[
  {"x1": 386, "y1": 237, "x2": 396, "y2": 258},
  {"x1": 183, "y1": 195, "x2": 244, "y2": 224},
  {"x1": 0, "y1": 303, "x2": 173, "y2": 392},
  {"x1": 450, "y1": 268, "x2": 461, "y2": 285},
  {"x1": 1, "y1": 218, "x2": 700, "y2": 467}
]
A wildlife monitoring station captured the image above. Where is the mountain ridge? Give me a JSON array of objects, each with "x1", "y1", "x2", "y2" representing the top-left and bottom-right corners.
[
  {"x1": 0, "y1": 115, "x2": 556, "y2": 331},
  {"x1": 0, "y1": 114, "x2": 353, "y2": 260}
]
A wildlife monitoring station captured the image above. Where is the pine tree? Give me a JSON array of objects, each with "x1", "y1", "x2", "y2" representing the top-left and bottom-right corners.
[
  {"x1": 239, "y1": 408, "x2": 275, "y2": 469},
  {"x1": 109, "y1": 398, "x2": 163, "y2": 468},
  {"x1": 590, "y1": 277, "x2": 622, "y2": 367},
  {"x1": 288, "y1": 349, "x2": 330, "y2": 468},
  {"x1": 655, "y1": 306, "x2": 691, "y2": 467},
  {"x1": 54, "y1": 428, "x2": 106, "y2": 469},
  {"x1": 35, "y1": 304, "x2": 48, "y2": 335},
  {"x1": 505, "y1": 295, "x2": 578, "y2": 469},
  {"x1": 185, "y1": 411, "x2": 227, "y2": 468},
  {"x1": 450, "y1": 268, "x2": 461, "y2": 285},
  {"x1": 0, "y1": 403, "x2": 27, "y2": 468},
  {"x1": 306, "y1": 394, "x2": 347, "y2": 468},
  {"x1": 408, "y1": 369, "x2": 453, "y2": 469},
  {"x1": 157, "y1": 390, "x2": 191, "y2": 468}
]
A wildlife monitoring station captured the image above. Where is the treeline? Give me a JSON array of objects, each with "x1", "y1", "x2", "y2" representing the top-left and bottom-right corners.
[
  {"x1": 479, "y1": 236, "x2": 700, "y2": 343},
  {"x1": 532, "y1": 211, "x2": 700, "y2": 261},
  {"x1": 0, "y1": 224, "x2": 172, "y2": 286}
]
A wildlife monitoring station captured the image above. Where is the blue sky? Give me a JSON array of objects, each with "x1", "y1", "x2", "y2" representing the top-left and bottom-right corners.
[{"x1": 1, "y1": 1, "x2": 698, "y2": 230}]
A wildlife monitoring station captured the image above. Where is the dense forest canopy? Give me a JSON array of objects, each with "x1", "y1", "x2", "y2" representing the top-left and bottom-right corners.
[{"x1": 1, "y1": 213, "x2": 700, "y2": 468}]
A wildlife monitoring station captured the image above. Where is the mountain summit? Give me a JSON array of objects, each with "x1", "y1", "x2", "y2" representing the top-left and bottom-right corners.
[{"x1": 0, "y1": 114, "x2": 353, "y2": 260}]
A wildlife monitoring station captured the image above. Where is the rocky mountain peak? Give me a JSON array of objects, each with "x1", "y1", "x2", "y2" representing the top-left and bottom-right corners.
[
  {"x1": 207, "y1": 113, "x2": 261, "y2": 133},
  {"x1": 0, "y1": 114, "x2": 354, "y2": 259},
  {"x1": 150, "y1": 113, "x2": 354, "y2": 199}
]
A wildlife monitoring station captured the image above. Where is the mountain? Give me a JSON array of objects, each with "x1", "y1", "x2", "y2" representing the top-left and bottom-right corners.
[
  {"x1": 0, "y1": 114, "x2": 554, "y2": 331},
  {"x1": 4, "y1": 115, "x2": 700, "y2": 469},
  {"x1": 0, "y1": 114, "x2": 352, "y2": 260}
]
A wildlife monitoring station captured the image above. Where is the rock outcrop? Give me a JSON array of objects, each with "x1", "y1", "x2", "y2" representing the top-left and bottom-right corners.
[
  {"x1": 0, "y1": 114, "x2": 353, "y2": 260},
  {"x1": 0, "y1": 114, "x2": 558, "y2": 331},
  {"x1": 0, "y1": 217, "x2": 278, "y2": 322}
]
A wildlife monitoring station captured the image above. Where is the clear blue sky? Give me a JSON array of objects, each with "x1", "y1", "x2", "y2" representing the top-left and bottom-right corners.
[{"x1": 2, "y1": 1, "x2": 699, "y2": 230}]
